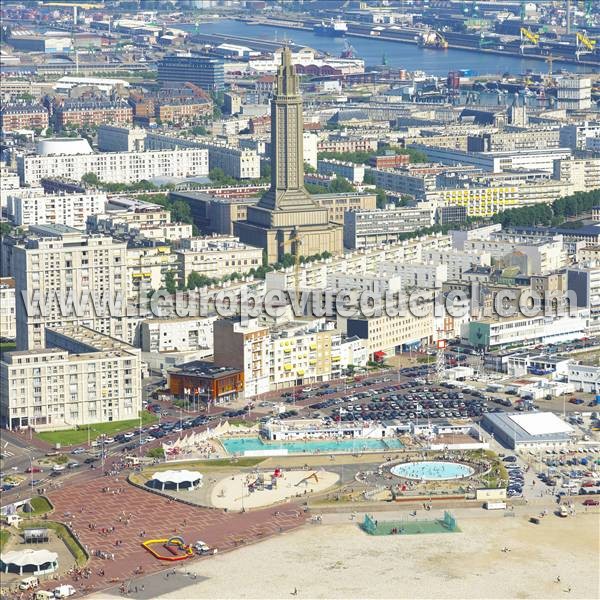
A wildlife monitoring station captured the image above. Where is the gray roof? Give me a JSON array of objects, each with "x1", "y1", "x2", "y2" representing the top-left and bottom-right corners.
[{"x1": 482, "y1": 412, "x2": 572, "y2": 444}]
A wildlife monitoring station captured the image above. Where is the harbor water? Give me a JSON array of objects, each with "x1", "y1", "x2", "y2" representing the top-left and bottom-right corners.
[{"x1": 185, "y1": 19, "x2": 595, "y2": 76}]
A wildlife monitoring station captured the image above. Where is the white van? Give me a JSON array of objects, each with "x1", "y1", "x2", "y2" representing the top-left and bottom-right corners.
[
  {"x1": 19, "y1": 576, "x2": 39, "y2": 591},
  {"x1": 34, "y1": 592, "x2": 54, "y2": 600},
  {"x1": 53, "y1": 585, "x2": 76, "y2": 598}
]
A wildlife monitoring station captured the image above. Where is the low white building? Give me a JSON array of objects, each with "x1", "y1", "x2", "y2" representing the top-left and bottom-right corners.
[
  {"x1": 465, "y1": 314, "x2": 587, "y2": 350},
  {"x1": 567, "y1": 363, "x2": 600, "y2": 394}
]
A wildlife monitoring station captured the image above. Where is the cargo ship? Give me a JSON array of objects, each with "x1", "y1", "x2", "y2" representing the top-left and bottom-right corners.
[{"x1": 315, "y1": 18, "x2": 347, "y2": 37}]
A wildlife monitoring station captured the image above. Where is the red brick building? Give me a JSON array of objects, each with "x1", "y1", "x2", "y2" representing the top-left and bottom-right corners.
[
  {"x1": 0, "y1": 104, "x2": 49, "y2": 132},
  {"x1": 368, "y1": 154, "x2": 410, "y2": 169},
  {"x1": 55, "y1": 100, "x2": 132, "y2": 129}
]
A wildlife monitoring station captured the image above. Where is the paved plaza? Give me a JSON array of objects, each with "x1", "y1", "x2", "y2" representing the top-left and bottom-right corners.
[{"x1": 43, "y1": 475, "x2": 306, "y2": 595}]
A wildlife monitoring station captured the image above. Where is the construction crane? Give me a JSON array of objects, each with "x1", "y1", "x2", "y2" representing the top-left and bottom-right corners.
[
  {"x1": 519, "y1": 27, "x2": 540, "y2": 54},
  {"x1": 576, "y1": 31, "x2": 596, "y2": 60},
  {"x1": 278, "y1": 228, "x2": 304, "y2": 297}
]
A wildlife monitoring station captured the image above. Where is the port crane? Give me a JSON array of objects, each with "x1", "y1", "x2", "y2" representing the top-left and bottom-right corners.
[
  {"x1": 418, "y1": 30, "x2": 449, "y2": 49},
  {"x1": 575, "y1": 31, "x2": 596, "y2": 60},
  {"x1": 519, "y1": 27, "x2": 540, "y2": 54}
]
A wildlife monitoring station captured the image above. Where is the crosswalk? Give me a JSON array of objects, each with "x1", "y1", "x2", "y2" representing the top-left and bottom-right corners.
[{"x1": 2, "y1": 449, "x2": 15, "y2": 457}]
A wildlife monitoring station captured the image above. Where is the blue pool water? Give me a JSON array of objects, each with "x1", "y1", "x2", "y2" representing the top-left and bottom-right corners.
[
  {"x1": 391, "y1": 461, "x2": 474, "y2": 481},
  {"x1": 221, "y1": 436, "x2": 404, "y2": 456}
]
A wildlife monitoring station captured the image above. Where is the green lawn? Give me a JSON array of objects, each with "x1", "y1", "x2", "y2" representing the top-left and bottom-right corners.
[
  {"x1": 26, "y1": 496, "x2": 53, "y2": 515},
  {"x1": 37, "y1": 412, "x2": 157, "y2": 446},
  {"x1": 0, "y1": 342, "x2": 16, "y2": 350}
]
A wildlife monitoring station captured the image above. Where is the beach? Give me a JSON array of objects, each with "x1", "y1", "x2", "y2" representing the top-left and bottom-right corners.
[{"x1": 93, "y1": 510, "x2": 599, "y2": 599}]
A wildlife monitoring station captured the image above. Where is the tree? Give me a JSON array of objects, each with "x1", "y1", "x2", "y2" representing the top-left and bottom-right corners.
[
  {"x1": 187, "y1": 271, "x2": 217, "y2": 289},
  {"x1": 363, "y1": 171, "x2": 375, "y2": 185},
  {"x1": 260, "y1": 162, "x2": 271, "y2": 179},
  {"x1": 0, "y1": 222, "x2": 13, "y2": 236},
  {"x1": 375, "y1": 188, "x2": 388, "y2": 209},
  {"x1": 170, "y1": 200, "x2": 192, "y2": 224},
  {"x1": 329, "y1": 176, "x2": 355, "y2": 193},
  {"x1": 164, "y1": 271, "x2": 178, "y2": 295},
  {"x1": 304, "y1": 162, "x2": 317, "y2": 174},
  {"x1": 81, "y1": 172, "x2": 100, "y2": 186}
]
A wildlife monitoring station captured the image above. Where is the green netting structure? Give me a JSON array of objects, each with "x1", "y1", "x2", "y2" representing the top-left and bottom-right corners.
[{"x1": 361, "y1": 511, "x2": 459, "y2": 536}]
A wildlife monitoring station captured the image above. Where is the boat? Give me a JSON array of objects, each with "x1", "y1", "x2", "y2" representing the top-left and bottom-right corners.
[{"x1": 315, "y1": 18, "x2": 348, "y2": 37}]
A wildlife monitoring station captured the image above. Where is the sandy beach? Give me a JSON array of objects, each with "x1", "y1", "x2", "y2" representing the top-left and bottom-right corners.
[{"x1": 93, "y1": 509, "x2": 599, "y2": 600}]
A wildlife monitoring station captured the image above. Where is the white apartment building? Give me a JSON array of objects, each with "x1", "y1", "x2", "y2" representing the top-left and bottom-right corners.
[
  {"x1": 463, "y1": 233, "x2": 567, "y2": 275},
  {"x1": 377, "y1": 262, "x2": 448, "y2": 290},
  {"x1": 326, "y1": 272, "x2": 402, "y2": 294},
  {"x1": 0, "y1": 278, "x2": 16, "y2": 340},
  {"x1": 465, "y1": 315, "x2": 587, "y2": 350},
  {"x1": 0, "y1": 326, "x2": 142, "y2": 431},
  {"x1": 140, "y1": 316, "x2": 217, "y2": 354},
  {"x1": 97, "y1": 124, "x2": 146, "y2": 152},
  {"x1": 346, "y1": 311, "x2": 435, "y2": 358},
  {"x1": 556, "y1": 76, "x2": 592, "y2": 111},
  {"x1": 17, "y1": 148, "x2": 209, "y2": 185},
  {"x1": 317, "y1": 159, "x2": 365, "y2": 184},
  {"x1": 13, "y1": 225, "x2": 129, "y2": 350},
  {"x1": 126, "y1": 244, "x2": 176, "y2": 296},
  {"x1": 175, "y1": 236, "x2": 262, "y2": 283},
  {"x1": 7, "y1": 191, "x2": 107, "y2": 229},
  {"x1": 559, "y1": 122, "x2": 600, "y2": 150},
  {"x1": 265, "y1": 233, "x2": 452, "y2": 291},
  {"x1": 303, "y1": 132, "x2": 318, "y2": 169},
  {"x1": 554, "y1": 157, "x2": 600, "y2": 193},
  {"x1": 214, "y1": 317, "x2": 368, "y2": 393},
  {"x1": 213, "y1": 318, "x2": 271, "y2": 397},
  {"x1": 409, "y1": 145, "x2": 572, "y2": 174},
  {"x1": 0, "y1": 167, "x2": 21, "y2": 210},
  {"x1": 145, "y1": 132, "x2": 260, "y2": 179},
  {"x1": 421, "y1": 248, "x2": 492, "y2": 280},
  {"x1": 343, "y1": 205, "x2": 435, "y2": 249}
]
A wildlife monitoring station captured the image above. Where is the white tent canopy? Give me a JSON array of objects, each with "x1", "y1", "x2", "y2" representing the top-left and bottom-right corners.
[
  {"x1": 150, "y1": 469, "x2": 203, "y2": 491},
  {"x1": 1, "y1": 549, "x2": 58, "y2": 575}
]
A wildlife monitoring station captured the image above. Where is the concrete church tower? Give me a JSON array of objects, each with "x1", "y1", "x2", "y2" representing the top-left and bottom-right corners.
[{"x1": 235, "y1": 47, "x2": 342, "y2": 263}]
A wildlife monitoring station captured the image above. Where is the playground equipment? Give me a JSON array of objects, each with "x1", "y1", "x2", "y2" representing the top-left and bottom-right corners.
[
  {"x1": 296, "y1": 472, "x2": 319, "y2": 487},
  {"x1": 141, "y1": 536, "x2": 194, "y2": 561},
  {"x1": 361, "y1": 511, "x2": 459, "y2": 535}
]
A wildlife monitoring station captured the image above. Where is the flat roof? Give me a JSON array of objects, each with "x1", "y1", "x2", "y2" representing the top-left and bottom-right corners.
[
  {"x1": 482, "y1": 411, "x2": 573, "y2": 444},
  {"x1": 170, "y1": 361, "x2": 241, "y2": 379}
]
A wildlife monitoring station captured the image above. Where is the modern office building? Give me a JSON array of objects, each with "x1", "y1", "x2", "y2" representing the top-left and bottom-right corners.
[
  {"x1": 556, "y1": 76, "x2": 592, "y2": 111},
  {"x1": 0, "y1": 326, "x2": 142, "y2": 430},
  {"x1": 157, "y1": 55, "x2": 225, "y2": 91}
]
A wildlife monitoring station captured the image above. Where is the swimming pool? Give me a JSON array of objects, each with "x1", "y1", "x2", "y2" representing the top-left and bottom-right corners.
[
  {"x1": 390, "y1": 461, "x2": 474, "y2": 481},
  {"x1": 220, "y1": 436, "x2": 404, "y2": 456}
]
